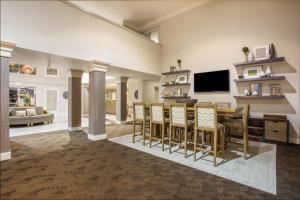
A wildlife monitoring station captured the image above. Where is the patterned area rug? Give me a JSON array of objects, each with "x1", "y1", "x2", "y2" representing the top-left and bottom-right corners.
[{"x1": 109, "y1": 134, "x2": 277, "y2": 194}]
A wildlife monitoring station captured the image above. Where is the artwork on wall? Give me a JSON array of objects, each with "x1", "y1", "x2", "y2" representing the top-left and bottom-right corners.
[
  {"x1": 134, "y1": 90, "x2": 139, "y2": 99},
  {"x1": 63, "y1": 91, "x2": 68, "y2": 99},
  {"x1": 243, "y1": 66, "x2": 263, "y2": 79}
]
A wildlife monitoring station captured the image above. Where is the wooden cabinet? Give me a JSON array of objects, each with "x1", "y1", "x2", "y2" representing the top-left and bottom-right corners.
[{"x1": 264, "y1": 115, "x2": 289, "y2": 143}]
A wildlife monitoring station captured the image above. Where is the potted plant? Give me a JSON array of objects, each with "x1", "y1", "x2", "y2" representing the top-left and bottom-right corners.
[
  {"x1": 177, "y1": 59, "x2": 182, "y2": 70},
  {"x1": 22, "y1": 92, "x2": 32, "y2": 107},
  {"x1": 242, "y1": 47, "x2": 250, "y2": 62}
]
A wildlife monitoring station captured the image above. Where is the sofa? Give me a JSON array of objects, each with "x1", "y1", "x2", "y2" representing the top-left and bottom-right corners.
[{"x1": 9, "y1": 107, "x2": 54, "y2": 127}]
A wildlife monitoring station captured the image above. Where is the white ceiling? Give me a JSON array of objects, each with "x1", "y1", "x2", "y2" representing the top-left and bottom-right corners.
[{"x1": 69, "y1": 0, "x2": 210, "y2": 31}]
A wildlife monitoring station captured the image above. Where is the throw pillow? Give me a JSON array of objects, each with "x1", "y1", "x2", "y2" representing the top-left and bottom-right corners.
[
  {"x1": 26, "y1": 108, "x2": 37, "y2": 116},
  {"x1": 15, "y1": 110, "x2": 27, "y2": 117}
]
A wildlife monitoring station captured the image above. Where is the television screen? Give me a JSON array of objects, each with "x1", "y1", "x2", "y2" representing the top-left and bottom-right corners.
[{"x1": 194, "y1": 70, "x2": 230, "y2": 92}]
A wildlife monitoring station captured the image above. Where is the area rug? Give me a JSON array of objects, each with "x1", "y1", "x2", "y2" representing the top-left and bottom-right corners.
[{"x1": 109, "y1": 134, "x2": 277, "y2": 194}]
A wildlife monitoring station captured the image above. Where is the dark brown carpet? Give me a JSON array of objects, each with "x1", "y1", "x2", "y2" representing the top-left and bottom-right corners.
[{"x1": 0, "y1": 125, "x2": 299, "y2": 200}]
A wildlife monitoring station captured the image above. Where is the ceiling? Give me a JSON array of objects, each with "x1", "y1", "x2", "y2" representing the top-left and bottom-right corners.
[{"x1": 69, "y1": 0, "x2": 210, "y2": 31}]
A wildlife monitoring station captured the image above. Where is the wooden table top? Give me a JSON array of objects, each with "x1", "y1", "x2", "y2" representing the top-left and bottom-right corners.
[{"x1": 144, "y1": 104, "x2": 240, "y2": 115}]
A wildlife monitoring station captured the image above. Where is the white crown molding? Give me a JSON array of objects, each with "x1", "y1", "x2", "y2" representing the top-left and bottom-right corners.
[
  {"x1": 67, "y1": 69, "x2": 84, "y2": 78},
  {"x1": 0, "y1": 41, "x2": 16, "y2": 58},
  {"x1": 0, "y1": 151, "x2": 11, "y2": 161},
  {"x1": 139, "y1": 0, "x2": 211, "y2": 32},
  {"x1": 87, "y1": 133, "x2": 107, "y2": 141},
  {"x1": 88, "y1": 60, "x2": 109, "y2": 72}
]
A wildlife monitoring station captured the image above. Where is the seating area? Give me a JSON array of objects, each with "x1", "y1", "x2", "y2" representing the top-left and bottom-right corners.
[
  {"x1": 132, "y1": 102, "x2": 249, "y2": 166},
  {"x1": 9, "y1": 106, "x2": 54, "y2": 127}
]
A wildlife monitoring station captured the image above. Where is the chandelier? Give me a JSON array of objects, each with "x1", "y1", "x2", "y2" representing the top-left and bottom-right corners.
[{"x1": 21, "y1": 64, "x2": 34, "y2": 74}]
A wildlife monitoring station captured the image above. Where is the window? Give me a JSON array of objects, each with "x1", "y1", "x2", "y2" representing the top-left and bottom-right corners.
[
  {"x1": 46, "y1": 89, "x2": 58, "y2": 112},
  {"x1": 45, "y1": 68, "x2": 59, "y2": 77}
]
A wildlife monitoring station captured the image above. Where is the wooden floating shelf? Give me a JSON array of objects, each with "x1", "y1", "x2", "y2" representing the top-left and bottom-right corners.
[
  {"x1": 234, "y1": 76, "x2": 285, "y2": 82},
  {"x1": 161, "y1": 83, "x2": 191, "y2": 87},
  {"x1": 234, "y1": 95, "x2": 285, "y2": 99},
  {"x1": 162, "y1": 70, "x2": 191, "y2": 75},
  {"x1": 233, "y1": 57, "x2": 285, "y2": 67},
  {"x1": 162, "y1": 96, "x2": 191, "y2": 99}
]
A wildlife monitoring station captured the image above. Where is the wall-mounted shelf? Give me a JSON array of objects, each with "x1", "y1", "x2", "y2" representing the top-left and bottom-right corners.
[
  {"x1": 162, "y1": 70, "x2": 191, "y2": 75},
  {"x1": 234, "y1": 95, "x2": 285, "y2": 99},
  {"x1": 234, "y1": 76, "x2": 285, "y2": 82},
  {"x1": 233, "y1": 57, "x2": 285, "y2": 67},
  {"x1": 162, "y1": 83, "x2": 191, "y2": 87},
  {"x1": 162, "y1": 96, "x2": 191, "y2": 99}
]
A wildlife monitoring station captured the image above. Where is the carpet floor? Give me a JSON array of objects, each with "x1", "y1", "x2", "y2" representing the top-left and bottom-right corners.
[{"x1": 0, "y1": 124, "x2": 299, "y2": 200}]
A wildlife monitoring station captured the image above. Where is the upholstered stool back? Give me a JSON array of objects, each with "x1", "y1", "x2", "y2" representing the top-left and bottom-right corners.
[
  {"x1": 195, "y1": 104, "x2": 217, "y2": 131},
  {"x1": 150, "y1": 103, "x2": 164, "y2": 123},
  {"x1": 170, "y1": 103, "x2": 187, "y2": 127}
]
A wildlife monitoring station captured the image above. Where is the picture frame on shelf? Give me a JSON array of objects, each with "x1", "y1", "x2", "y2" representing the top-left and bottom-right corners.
[
  {"x1": 269, "y1": 84, "x2": 281, "y2": 96},
  {"x1": 175, "y1": 74, "x2": 188, "y2": 84},
  {"x1": 170, "y1": 66, "x2": 176, "y2": 72},
  {"x1": 253, "y1": 45, "x2": 270, "y2": 60},
  {"x1": 250, "y1": 83, "x2": 262, "y2": 96},
  {"x1": 243, "y1": 66, "x2": 263, "y2": 79}
]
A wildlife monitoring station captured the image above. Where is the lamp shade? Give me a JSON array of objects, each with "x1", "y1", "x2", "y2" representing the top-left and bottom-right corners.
[{"x1": 21, "y1": 65, "x2": 34, "y2": 74}]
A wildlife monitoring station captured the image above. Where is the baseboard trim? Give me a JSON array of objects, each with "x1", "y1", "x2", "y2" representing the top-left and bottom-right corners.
[
  {"x1": 87, "y1": 133, "x2": 107, "y2": 141},
  {"x1": 289, "y1": 138, "x2": 300, "y2": 144},
  {"x1": 68, "y1": 127, "x2": 82, "y2": 132},
  {"x1": 0, "y1": 151, "x2": 11, "y2": 161}
]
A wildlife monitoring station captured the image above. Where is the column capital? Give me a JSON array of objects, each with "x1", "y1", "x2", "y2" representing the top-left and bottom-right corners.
[
  {"x1": 67, "y1": 69, "x2": 84, "y2": 78},
  {"x1": 116, "y1": 76, "x2": 129, "y2": 83},
  {"x1": 0, "y1": 41, "x2": 16, "y2": 58},
  {"x1": 88, "y1": 60, "x2": 109, "y2": 73}
]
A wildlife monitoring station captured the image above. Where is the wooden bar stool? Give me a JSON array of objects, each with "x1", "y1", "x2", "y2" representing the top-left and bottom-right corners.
[
  {"x1": 223, "y1": 104, "x2": 250, "y2": 159},
  {"x1": 149, "y1": 103, "x2": 168, "y2": 151},
  {"x1": 132, "y1": 102, "x2": 150, "y2": 145},
  {"x1": 194, "y1": 103, "x2": 225, "y2": 166},
  {"x1": 169, "y1": 103, "x2": 192, "y2": 158}
]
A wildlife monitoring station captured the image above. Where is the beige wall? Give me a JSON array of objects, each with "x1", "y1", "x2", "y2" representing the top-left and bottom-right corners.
[
  {"x1": 159, "y1": 0, "x2": 300, "y2": 143},
  {"x1": 1, "y1": 1, "x2": 162, "y2": 75},
  {"x1": 143, "y1": 80, "x2": 160, "y2": 103}
]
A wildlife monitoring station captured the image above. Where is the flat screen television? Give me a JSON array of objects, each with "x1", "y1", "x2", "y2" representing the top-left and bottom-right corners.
[{"x1": 194, "y1": 70, "x2": 230, "y2": 92}]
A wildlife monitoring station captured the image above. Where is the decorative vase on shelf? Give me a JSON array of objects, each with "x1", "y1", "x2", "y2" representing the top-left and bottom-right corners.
[
  {"x1": 244, "y1": 53, "x2": 249, "y2": 62},
  {"x1": 266, "y1": 66, "x2": 272, "y2": 77},
  {"x1": 259, "y1": 70, "x2": 266, "y2": 77}
]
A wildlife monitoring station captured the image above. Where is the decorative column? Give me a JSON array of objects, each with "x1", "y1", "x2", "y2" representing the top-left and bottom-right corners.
[
  {"x1": 0, "y1": 41, "x2": 15, "y2": 161},
  {"x1": 116, "y1": 77, "x2": 129, "y2": 123},
  {"x1": 87, "y1": 61, "x2": 108, "y2": 141},
  {"x1": 67, "y1": 69, "x2": 84, "y2": 131}
]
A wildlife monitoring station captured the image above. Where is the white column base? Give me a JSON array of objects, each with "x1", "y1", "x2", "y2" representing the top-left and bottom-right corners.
[
  {"x1": 116, "y1": 120, "x2": 126, "y2": 124},
  {"x1": 68, "y1": 127, "x2": 82, "y2": 132},
  {"x1": 87, "y1": 133, "x2": 107, "y2": 141},
  {"x1": 289, "y1": 138, "x2": 300, "y2": 144},
  {"x1": 0, "y1": 151, "x2": 11, "y2": 161}
]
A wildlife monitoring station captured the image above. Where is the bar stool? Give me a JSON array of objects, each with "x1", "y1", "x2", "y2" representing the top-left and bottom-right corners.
[
  {"x1": 132, "y1": 102, "x2": 150, "y2": 145},
  {"x1": 223, "y1": 104, "x2": 250, "y2": 159},
  {"x1": 169, "y1": 103, "x2": 192, "y2": 158},
  {"x1": 149, "y1": 103, "x2": 168, "y2": 151},
  {"x1": 194, "y1": 103, "x2": 225, "y2": 166}
]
